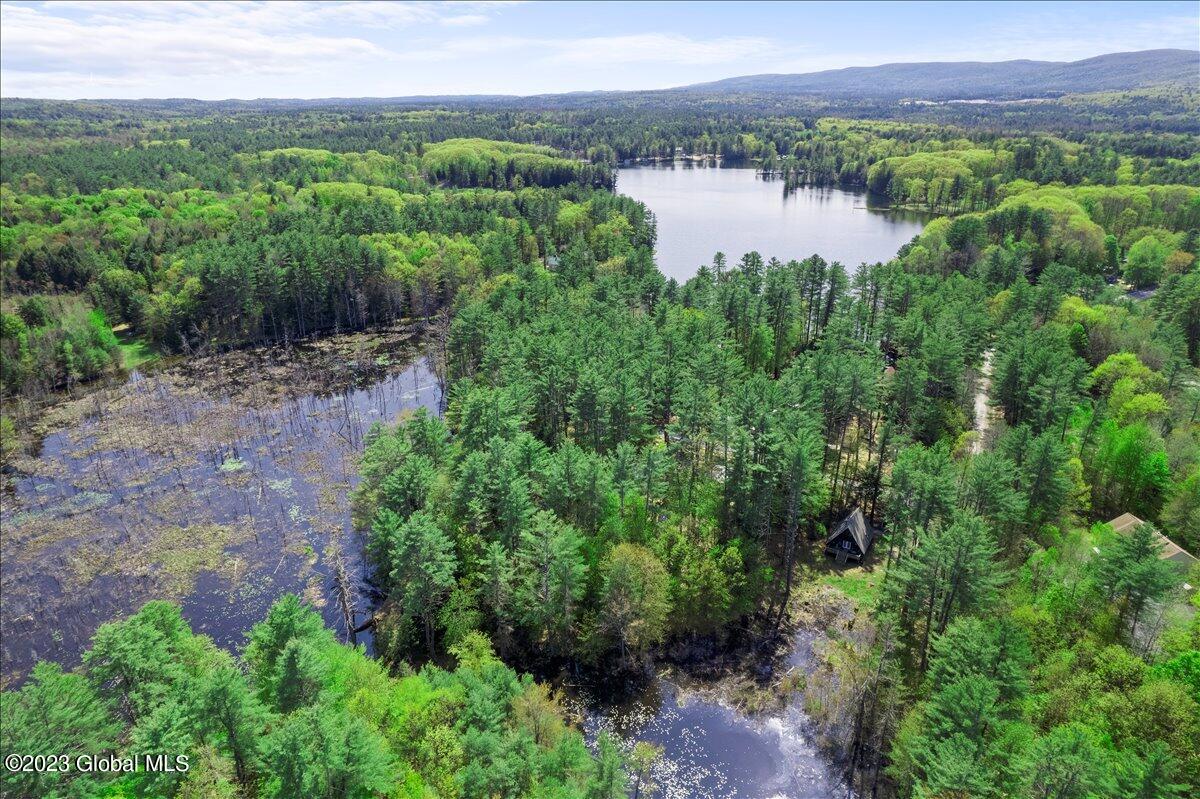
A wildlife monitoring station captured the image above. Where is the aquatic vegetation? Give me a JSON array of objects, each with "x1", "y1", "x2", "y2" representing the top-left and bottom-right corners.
[{"x1": 217, "y1": 456, "x2": 247, "y2": 473}]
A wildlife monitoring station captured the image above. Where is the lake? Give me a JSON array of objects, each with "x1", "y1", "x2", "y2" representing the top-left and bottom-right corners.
[{"x1": 617, "y1": 162, "x2": 929, "y2": 282}]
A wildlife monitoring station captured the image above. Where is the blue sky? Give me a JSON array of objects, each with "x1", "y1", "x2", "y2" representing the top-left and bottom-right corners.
[{"x1": 2, "y1": 1, "x2": 1196, "y2": 99}]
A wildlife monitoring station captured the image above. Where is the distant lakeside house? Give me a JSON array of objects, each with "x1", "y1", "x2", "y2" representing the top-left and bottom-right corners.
[
  {"x1": 826, "y1": 507, "x2": 875, "y2": 563},
  {"x1": 1107, "y1": 513, "x2": 1198, "y2": 575}
]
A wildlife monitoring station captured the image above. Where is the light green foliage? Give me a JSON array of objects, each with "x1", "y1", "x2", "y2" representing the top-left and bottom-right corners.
[
  {"x1": 867, "y1": 148, "x2": 1000, "y2": 211},
  {"x1": 0, "y1": 662, "x2": 121, "y2": 798},
  {"x1": 586, "y1": 733, "x2": 629, "y2": 799},
  {"x1": 1126, "y1": 235, "x2": 1172, "y2": 288},
  {"x1": 0, "y1": 300, "x2": 121, "y2": 396},
  {"x1": 1092, "y1": 352, "x2": 1165, "y2": 396},
  {"x1": 596, "y1": 543, "x2": 671, "y2": 662},
  {"x1": 1089, "y1": 421, "x2": 1172, "y2": 519},
  {"x1": 261, "y1": 704, "x2": 394, "y2": 799},
  {"x1": 237, "y1": 148, "x2": 417, "y2": 191},
  {"x1": 422, "y1": 138, "x2": 612, "y2": 190},
  {"x1": 1, "y1": 595, "x2": 602, "y2": 799},
  {"x1": 83, "y1": 601, "x2": 214, "y2": 722}
]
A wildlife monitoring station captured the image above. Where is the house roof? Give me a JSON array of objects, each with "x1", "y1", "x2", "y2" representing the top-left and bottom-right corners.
[
  {"x1": 1107, "y1": 513, "x2": 1198, "y2": 569},
  {"x1": 828, "y1": 507, "x2": 873, "y2": 552}
]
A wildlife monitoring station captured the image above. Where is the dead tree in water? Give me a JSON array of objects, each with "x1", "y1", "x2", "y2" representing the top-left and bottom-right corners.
[
  {"x1": 428, "y1": 306, "x2": 453, "y2": 400},
  {"x1": 329, "y1": 539, "x2": 358, "y2": 645}
]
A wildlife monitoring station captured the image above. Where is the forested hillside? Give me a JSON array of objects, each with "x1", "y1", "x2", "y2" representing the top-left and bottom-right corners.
[
  {"x1": 2, "y1": 98, "x2": 1199, "y2": 799},
  {"x1": 681, "y1": 49, "x2": 1199, "y2": 99}
]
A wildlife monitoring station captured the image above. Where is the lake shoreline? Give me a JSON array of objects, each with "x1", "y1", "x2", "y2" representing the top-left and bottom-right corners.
[{"x1": 617, "y1": 162, "x2": 928, "y2": 280}]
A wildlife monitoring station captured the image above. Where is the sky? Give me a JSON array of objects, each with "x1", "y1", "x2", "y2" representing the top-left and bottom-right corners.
[{"x1": 1, "y1": 1, "x2": 1196, "y2": 100}]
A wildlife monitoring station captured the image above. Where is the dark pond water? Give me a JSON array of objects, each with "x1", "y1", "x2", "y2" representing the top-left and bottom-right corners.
[
  {"x1": 0, "y1": 328, "x2": 440, "y2": 682},
  {"x1": 617, "y1": 162, "x2": 929, "y2": 283},
  {"x1": 578, "y1": 631, "x2": 847, "y2": 799}
]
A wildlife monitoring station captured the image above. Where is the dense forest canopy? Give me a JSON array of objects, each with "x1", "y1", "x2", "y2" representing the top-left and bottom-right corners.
[{"x1": 2, "y1": 85, "x2": 1199, "y2": 799}]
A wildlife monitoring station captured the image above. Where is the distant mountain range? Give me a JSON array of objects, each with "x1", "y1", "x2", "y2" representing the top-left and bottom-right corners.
[
  {"x1": 677, "y1": 49, "x2": 1199, "y2": 100},
  {"x1": 5, "y1": 49, "x2": 1196, "y2": 134}
]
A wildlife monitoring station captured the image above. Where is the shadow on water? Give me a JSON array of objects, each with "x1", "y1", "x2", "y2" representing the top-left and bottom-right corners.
[
  {"x1": 572, "y1": 628, "x2": 850, "y2": 799},
  {"x1": 1, "y1": 325, "x2": 441, "y2": 684}
]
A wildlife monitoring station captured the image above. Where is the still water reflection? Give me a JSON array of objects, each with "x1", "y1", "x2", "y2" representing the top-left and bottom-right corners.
[
  {"x1": 617, "y1": 162, "x2": 929, "y2": 283},
  {"x1": 1, "y1": 329, "x2": 439, "y2": 682}
]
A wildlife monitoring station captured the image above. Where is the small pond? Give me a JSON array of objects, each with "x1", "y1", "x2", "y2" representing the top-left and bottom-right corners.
[{"x1": 576, "y1": 630, "x2": 848, "y2": 799}]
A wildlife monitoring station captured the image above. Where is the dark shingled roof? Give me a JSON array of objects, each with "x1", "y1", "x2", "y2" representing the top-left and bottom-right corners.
[{"x1": 828, "y1": 508, "x2": 873, "y2": 553}]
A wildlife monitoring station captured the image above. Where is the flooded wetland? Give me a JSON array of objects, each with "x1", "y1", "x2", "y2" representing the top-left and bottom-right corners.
[{"x1": 1, "y1": 326, "x2": 441, "y2": 681}]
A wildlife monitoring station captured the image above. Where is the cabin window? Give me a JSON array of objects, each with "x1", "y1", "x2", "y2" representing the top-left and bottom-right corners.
[{"x1": 842, "y1": 540, "x2": 851, "y2": 550}]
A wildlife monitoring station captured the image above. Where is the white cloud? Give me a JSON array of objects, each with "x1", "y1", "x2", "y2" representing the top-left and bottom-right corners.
[
  {"x1": 24, "y1": 1, "x2": 511, "y2": 31},
  {"x1": 0, "y1": 1, "x2": 517, "y2": 95},
  {"x1": 378, "y1": 32, "x2": 776, "y2": 69}
]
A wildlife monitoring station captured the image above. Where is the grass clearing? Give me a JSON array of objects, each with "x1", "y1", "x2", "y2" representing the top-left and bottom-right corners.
[
  {"x1": 114, "y1": 326, "x2": 159, "y2": 370},
  {"x1": 800, "y1": 541, "x2": 887, "y2": 611}
]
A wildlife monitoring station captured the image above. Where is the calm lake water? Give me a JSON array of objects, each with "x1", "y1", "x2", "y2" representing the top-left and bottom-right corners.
[{"x1": 617, "y1": 162, "x2": 928, "y2": 282}]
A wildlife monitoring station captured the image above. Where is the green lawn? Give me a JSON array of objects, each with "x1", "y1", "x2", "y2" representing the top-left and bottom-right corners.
[
  {"x1": 803, "y1": 541, "x2": 887, "y2": 609},
  {"x1": 820, "y1": 567, "x2": 883, "y2": 608},
  {"x1": 114, "y1": 327, "x2": 159, "y2": 370}
]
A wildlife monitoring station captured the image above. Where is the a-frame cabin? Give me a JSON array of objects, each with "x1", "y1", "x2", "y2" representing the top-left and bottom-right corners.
[{"x1": 825, "y1": 507, "x2": 874, "y2": 563}]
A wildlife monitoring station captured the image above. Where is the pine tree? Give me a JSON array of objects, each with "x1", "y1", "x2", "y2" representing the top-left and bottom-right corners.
[
  {"x1": 0, "y1": 662, "x2": 120, "y2": 798},
  {"x1": 515, "y1": 511, "x2": 588, "y2": 654},
  {"x1": 263, "y1": 704, "x2": 393, "y2": 799},
  {"x1": 386, "y1": 510, "x2": 458, "y2": 656},
  {"x1": 275, "y1": 638, "x2": 327, "y2": 713},
  {"x1": 195, "y1": 661, "x2": 267, "y2": 791},
  {"x1": 883, "y1": 512, "x2": 1004, "y2": 673},
  {"x1": 1024, "y1": 724, "x2": 1114, "y2": 799},
  {"x1": 1094, "y1": 522, "x2": 1180, "y2": 642}
]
